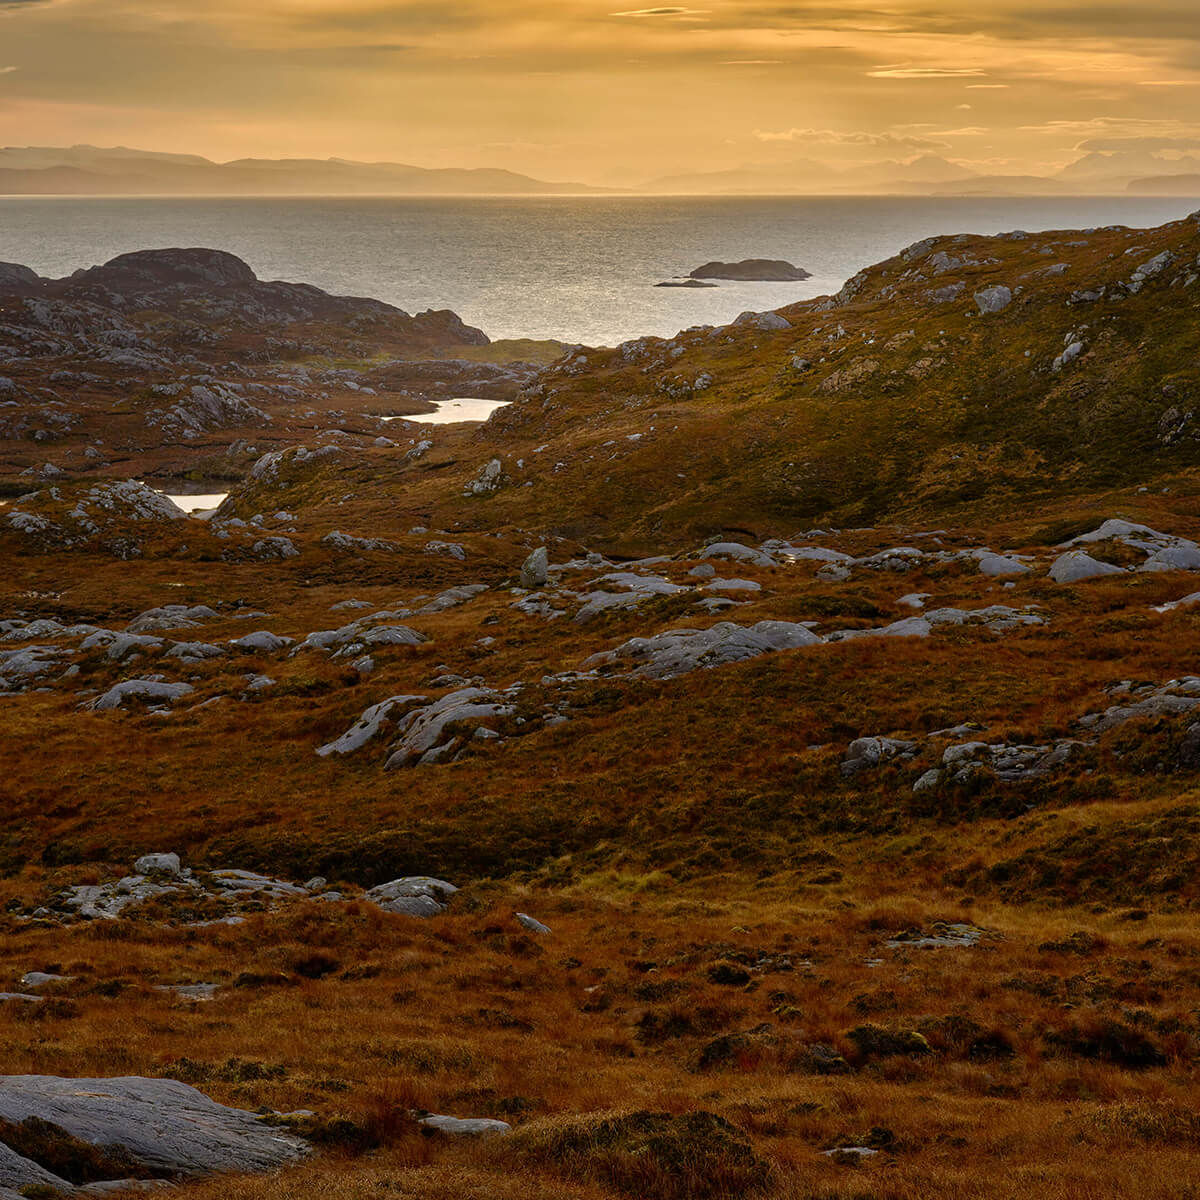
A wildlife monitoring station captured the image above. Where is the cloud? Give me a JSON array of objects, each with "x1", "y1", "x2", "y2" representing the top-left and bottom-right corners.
[
  {"x1": 753, "y1": 126, "x2": 950, "y2": 150},
  {"x1": 718, "y1": 59, "x2": 782, "y2": 65},
  {"x1": 1140, "y1": 79, "x2": 1200, "y2": 86},
  {"x1": 610, "y1": 7, "x2": 709, "y2": 16},
  {"x1": 867, "y1": 65, "x2": 988, "y2": 79},
  {"x1": 966, "y1": 84, "x2": 1009, "y2": 89},
  {"x1": 1077, "y1": 135, "x2": 1200, "y2": 151}
]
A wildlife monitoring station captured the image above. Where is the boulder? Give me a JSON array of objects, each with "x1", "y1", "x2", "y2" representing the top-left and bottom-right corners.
[
  {"x1": 730, "y1": 310, "x2": 792, "y2": 332},
  {"x1": 134, "y1": 853, "x2": 182, "y2": 876},
  {"x1": 228, "y1": 630, "x2": 292, "y2": 653},
  {"x1": 842, "y1": 736, "x2": 917, "y2": 777},
  {"x1": 1049, "y1": 551, "x2": 1125, "y2": 583},
  {"x1": 700, "y1": 542, "x2": 774, "y2": 568},
  {"x1": 974, "y1": 285, "x2": 1013, "y2": 314},
  {"x1": 977, "y1": 553, "x2": 1030, "y2": 578},
  {"x1": 465, "y1": 458, "x2": 503, "y2": 496},
  {"x1": 384, "y1": 688, "x2": 515, "y2": 769},
  {"x1": 584, "y1": 619, "x2": 822, "y2": 681},
  {"x1": 365, "y1": 877, "x2": 457, "y2": 917},
  {"x1": 321, "y1": 531, "x2": 399, "y2": 554},
  {"x1": 0, "y1": 1075, "x2": 306, "y2": 1182},
  {"x1": 520, "y1": 546, "x2": 550, "y2": 589},
  {"x1": 126, "y1": 605, "x2": 219, "y2": 634},
  {"x1": 419, "y1": 1114, "x2": 511, "y2": 1137},
  {"x1": 250, "y1": 537, "x2": 299, "y2": 561},
  {"x1": 89, "y1": 680, "x2": 193, "y2": 711},
  {"x1": 316, "y1": 694, "x2": 425, "y2": 757}
]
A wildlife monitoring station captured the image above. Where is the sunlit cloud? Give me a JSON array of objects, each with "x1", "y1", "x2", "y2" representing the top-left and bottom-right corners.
[
  {"x1": 868, "y1": 65, "x2": 988, "y2": 79},
  {"x1": 610, "y1": 7, "x2": 709, "y2": 16},
  {"x1": 0, "y1": 0, "x2": 1198, "y2": 185},
  {"x1": 754, "y1": 127, "x2": 950, "y2": 149}
]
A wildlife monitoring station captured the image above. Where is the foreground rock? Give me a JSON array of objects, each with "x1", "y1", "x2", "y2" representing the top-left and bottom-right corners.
[{"x1": 0, "y1": 1075, "x2": 306, "y2": 1191}]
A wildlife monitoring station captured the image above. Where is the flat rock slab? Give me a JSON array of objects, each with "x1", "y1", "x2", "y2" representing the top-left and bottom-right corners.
[{"x1": 0, "y1": 1075, "x2": 307, "y2": 1180}]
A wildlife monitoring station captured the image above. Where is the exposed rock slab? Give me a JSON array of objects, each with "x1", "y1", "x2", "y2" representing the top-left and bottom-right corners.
[{"x1": 0, "y1": 1075, "x2": 306, "y2": 1180}]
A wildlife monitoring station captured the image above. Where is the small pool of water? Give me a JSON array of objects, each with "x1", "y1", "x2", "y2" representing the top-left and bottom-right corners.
[
  {"x1": 382, "y1": 397, "x2": 511, "y2": 425},
  {"x1": 141, "y1": 480, "x2": 229, "y2": 517},
  {"x1": 166, "y1": 493, "x2": 228, "y2": 517}
]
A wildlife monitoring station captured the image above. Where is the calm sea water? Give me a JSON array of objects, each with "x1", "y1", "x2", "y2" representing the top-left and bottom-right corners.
[{"x1": 0, "y1": 195, "x2": 1196, "y2": 346}]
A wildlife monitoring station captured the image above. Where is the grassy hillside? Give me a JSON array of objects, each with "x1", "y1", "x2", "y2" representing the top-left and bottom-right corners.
[{"x1": 4, "y1": 217, "x2": 1200, "y2": 1199}]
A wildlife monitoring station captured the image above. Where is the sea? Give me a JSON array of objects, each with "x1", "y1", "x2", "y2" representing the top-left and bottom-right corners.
[{"x1": 1, "y1": 194, "x2": 1196, "y2": 347}]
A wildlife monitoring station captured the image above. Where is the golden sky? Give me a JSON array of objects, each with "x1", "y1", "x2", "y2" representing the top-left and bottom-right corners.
[{"x1": 1, "y1": 0, "x2": 1199, "y2": 184}]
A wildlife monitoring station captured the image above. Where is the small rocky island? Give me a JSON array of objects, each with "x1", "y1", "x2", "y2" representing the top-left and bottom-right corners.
[
  {"x1": 690, "y1": 258, "x2": 811, "y2": 281},
  {"x1": 653, "y1": 277, "x2": 718, "y2": 288}
]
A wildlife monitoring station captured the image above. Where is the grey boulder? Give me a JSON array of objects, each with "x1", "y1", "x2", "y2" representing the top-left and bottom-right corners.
[
  {"x1": 584, "y1": 619, "x2": 822, "y2": 681},
  {"x1": 520, "y1": 546, "x2": 550, "y2": 589},
  {"x1": 365, "y1": 877, "x2": 458, "y2": 918},
  {"x1": 89, "y1": 679, "x2": 193, "y2": 711},
  {"x1": 0, "y1": 1075, "x2": 306, "y2": 1182},
  {"x1": 1049, "y1": 551, "x2": 1125, "y2": 583},
  {"x1": 974, "y1": 285, "x2": 1013, "y2": 314}
]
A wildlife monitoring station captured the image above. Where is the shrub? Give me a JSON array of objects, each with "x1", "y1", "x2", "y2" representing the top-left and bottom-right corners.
[
  {"x1": 0, "y1": 1116, "x2": 156, "y2": 1184},
  {"x1": 504, "y1": 1110, "x2": 770, "y2": 1199}
]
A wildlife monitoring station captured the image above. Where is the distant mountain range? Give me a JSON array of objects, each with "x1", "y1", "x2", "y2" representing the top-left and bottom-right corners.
[
  {"x1": 0, "y1": 145, "x2": 605, "y2": 196},
  {"x1": 641, "y1": 150, "x2": 1200, "y2": 197},
  {"x1": 4, "y1": 144, "x2": 1200, "y2": 198}
]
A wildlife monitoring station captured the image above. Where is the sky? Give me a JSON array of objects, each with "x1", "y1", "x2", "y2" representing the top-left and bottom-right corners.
[{"x1": 1, "y1": 0, "x2": 1200, "y2": 185}]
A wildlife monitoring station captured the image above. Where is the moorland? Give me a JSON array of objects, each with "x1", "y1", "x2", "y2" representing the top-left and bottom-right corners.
[{"x1": 2, "y1": 216, "x2": 1200, "y2": 1199}]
